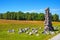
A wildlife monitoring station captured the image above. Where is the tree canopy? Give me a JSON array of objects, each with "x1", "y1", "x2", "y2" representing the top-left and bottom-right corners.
[{"x1": 0, "y1": 11, "x2": 59, "y2": 21}]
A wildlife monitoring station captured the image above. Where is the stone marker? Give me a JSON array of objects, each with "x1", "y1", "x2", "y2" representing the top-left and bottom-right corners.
[
  {"x1": 36, "y1": 34, "x2": 39, "y2": 36},
  {"x1": 29, "y1": 32, "x2": 33, "y2": 35},
  {"x1": 26, "y1": 31, "x2": 29, "y2": 34},
  {"x1": 50, "y1": 31, "x2": 55, "y2": 35},
  {"x1": 43, "y1": 8, "x2": 54, "y2": 33},
  {"x1": 8, "y1": 29, "x2": 15, "y2": 33}
]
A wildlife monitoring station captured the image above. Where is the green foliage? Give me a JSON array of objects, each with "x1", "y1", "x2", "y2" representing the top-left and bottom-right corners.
[
  {"x1": 24, "y1": 12, "x2": 31, "y2": 20},
  {"x1": 37, "y1": 13, "x2": 45, "y2": 21},
  {"x1": 52, "y1": 14, "x2": 59, "y2": 21},
  {"x1": 0, "y1": 13, "x2": 3, "y2": 19},
  {"x1": 0, "y1": 11, "x2": 59, "y2": 21},
  {"x1": 30, "y1": 12, "x2": 38, "y2": 20}
]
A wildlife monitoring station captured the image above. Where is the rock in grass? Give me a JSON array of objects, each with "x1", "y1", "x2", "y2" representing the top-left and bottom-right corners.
[
  {"x1": 39, "y1": 27, "x2": 41, "y2": 29},
  {"x1": 36, "y1": 34, "x2": 39, "y2": 36},
  {"x1": 24, "y1": 27, "x2": 30, "y2": 31},
  {"x1": 54, "y1": 26, "x2": 58, "y2": 30},
  {"x1": 42, "y1": 31, "x2": 49, "y2": 35},
  {"x1": 8, "y1": 29, "x2": 15, "y2": 33},
  {"x1": 34, "y1": 30, "x2": 38, "y2": 33},
  {"x1": 29, "y1": 32, "x2": 33, "y2": 35},
  {"x1": 31, "y1": 28, "x2": 38, "y2": 34},
  {"x1": 50, "y1": 31, "x2": 55, "y2": 35},
  {"x1": 26, "y1": 31, "x2": 29, "y2": 34},
  {"x1": 18, "y1": 30, "x2": 23, "y2": 34}
]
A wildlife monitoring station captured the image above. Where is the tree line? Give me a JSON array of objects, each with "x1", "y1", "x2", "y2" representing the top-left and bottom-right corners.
[{"x1": 0, "y1": 11, "x2": 59, "y2": 21}]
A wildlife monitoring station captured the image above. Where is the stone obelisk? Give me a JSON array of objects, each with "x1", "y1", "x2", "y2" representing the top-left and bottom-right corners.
[{"x1": 44, "y1": 8, "x2": 54, "y2": 32}]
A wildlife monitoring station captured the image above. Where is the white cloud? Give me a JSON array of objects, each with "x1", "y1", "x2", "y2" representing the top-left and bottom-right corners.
[
  {"x1": 50, "y1": 9, "x2": 60, "y2": 11},
  {"x1": 23, "y1": 8, "x2": 60, "y2": 13},
  {"x1": 24, "y1": 9, "x2": 44, "y2": 13}
]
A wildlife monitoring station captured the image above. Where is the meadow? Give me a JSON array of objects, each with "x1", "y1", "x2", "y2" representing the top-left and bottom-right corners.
[{"x1": 0, "y1": 19, "x2": 60, "y2": 40}]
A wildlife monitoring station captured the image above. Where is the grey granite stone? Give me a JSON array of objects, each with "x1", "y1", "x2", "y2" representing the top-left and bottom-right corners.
[{"x1": 44, "y1": 8, "x2": 54, "y2": 31}]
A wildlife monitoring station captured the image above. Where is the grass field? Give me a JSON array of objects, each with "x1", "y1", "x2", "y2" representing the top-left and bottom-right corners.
[{"x1": 0, "y1": 19, "x2": 60, "y2": 40}]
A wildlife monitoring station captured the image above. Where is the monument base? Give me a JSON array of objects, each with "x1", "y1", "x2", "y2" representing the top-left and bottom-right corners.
[
  {"x1": 49, "y1": 26, "x2": 54, "y2": 31},
  {"x1": 44, "y1": 26, "x2": 54, "y2": 31},
  {"x1": 43, "y1": 8, "x2": 54, "y2": 34}
]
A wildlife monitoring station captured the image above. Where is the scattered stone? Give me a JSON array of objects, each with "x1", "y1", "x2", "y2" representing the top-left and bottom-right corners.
[
  {"x1": 36, "y1": 34, "x2": 39, "y2": 36},
  {"x1": 18, "y1": 27, "x2": 30, "y2": 34},
  {"x1": 18, "y1": 30, "x2": 23, "y2": 34},
  {"x1": 19, "y1": 28, "x2": 25, "y2": 32},
  {"x1": 8, "y1": 29, "x2": 15, "y2": 33},
  {"x1": 25, "y1": 28, "x2": 28, "y2": 31},
  {"x1": 26, "y1": 31, "x2": 29, "y2": 34},
  {"x1": 42, "y1": 31, "x2": 49, "y2": 35},
  {"x1": 50, "y1": 31, "x2": 55, "y2": 35},
  {"x1": 34, "y1": 30, "x2": 38, "y2": 34},
  {"x1": 24, "y1": 27, "x2": 30, "y2": 31},
  {"x1": 39, "y1": 27, "x2": 41, "y2": 29},
  {"x1": 29, "y1": 32, "x2": 33, "y2": 35},
  {"x1": 54, "y1": 26, "x2": 58, "y2": 30},
  {"x1": 31, "y1": 28, "x2": 38, "y2": 34}
]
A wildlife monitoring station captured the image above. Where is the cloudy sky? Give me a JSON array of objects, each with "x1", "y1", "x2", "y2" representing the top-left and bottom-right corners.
[{"x1": 0, "y1": 0, "x2": 60, "y2": 18}]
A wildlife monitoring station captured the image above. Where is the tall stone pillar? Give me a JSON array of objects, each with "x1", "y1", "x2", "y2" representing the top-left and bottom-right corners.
[{"x1": 44, "y1": 8, "x2": 54, "y2": 31}]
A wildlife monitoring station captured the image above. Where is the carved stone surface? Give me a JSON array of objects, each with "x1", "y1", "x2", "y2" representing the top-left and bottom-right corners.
[{"x1": 44, "y1": 8, "x2": 54, "y2": 31}]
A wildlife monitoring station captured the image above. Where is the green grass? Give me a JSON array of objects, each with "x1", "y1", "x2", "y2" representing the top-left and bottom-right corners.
[{"x1": 0, "y1": 20, "x2": 60, "y2": 40}]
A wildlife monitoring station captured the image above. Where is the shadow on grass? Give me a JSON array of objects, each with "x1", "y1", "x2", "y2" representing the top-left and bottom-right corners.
[{"x1": 54, "y1": 29, "x2": 58, "y2": 31}]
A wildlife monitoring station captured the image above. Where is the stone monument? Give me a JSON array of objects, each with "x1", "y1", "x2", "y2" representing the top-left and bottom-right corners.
[{"x1": 44, "y1": 8, "x2": 54, "y2": 32}]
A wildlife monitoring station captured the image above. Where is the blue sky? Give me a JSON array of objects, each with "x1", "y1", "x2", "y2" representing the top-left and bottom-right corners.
[{"x1": 0, "y1": 0, "x2": 60, "y2": 18}]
